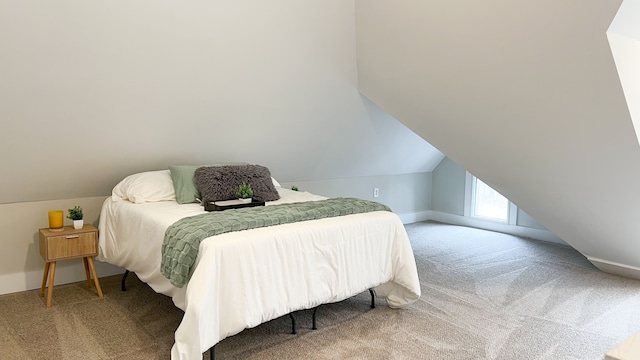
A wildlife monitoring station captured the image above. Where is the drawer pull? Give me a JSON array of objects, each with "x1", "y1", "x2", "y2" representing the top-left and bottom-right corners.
[{"x1": 66, "y1": 235, "x2": 79, "y2": 239}]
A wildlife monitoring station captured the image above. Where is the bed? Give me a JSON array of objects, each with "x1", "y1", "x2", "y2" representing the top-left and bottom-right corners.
[{"x1": 97, "y1": 168, "x2": 421, "y2": 360}]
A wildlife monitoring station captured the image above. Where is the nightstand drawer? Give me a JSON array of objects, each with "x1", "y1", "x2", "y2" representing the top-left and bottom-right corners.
[{"x1": 40, "y1": 231, "x2": 97, "y2": 261}]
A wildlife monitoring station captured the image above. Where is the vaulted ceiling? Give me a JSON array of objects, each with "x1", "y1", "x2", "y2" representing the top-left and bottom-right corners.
[
  {"x1": 0, "y1": 1, "x2": 442, "y2": 204},
  {"x1": 355, "y1": 0, "x2": 640, "y2": 277}
]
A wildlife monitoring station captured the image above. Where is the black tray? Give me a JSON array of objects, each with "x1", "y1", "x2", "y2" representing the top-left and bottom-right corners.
[{"x1": 205, "y1": 199, "x2": 265, "y2": 212}]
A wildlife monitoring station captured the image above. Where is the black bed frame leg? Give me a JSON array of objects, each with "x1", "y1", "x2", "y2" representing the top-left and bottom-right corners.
[
  {"x1": 209, "y1": 344, "x2": 215, "y2": 360},
  {"x1": 289, "y1": 313, "x2": 297, "y2": 334},
  {"x1": 369, "y1": 289, "x2": 376, "y2": 309},
  {"x1": 312, "y1": 306, "x2": 319, "y2": 330},
  {"x1": 121, "y1": 270, "x2": 130, "y2": 292}
]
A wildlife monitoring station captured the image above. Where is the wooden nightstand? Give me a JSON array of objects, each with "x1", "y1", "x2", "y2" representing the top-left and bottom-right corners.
[{"x1": 39, "y1": 224, "x2": 103, "y2": 308}]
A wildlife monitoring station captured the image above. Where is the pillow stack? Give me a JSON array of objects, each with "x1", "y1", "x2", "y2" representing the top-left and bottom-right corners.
[
  {"x1": 194, "y1": 164, "x2": 280, "y2": 203},
  {"x1": 110, "y1": 163, "x2": 281, "y2": 205},
  {"x1": 169, "y1": 162, "x2": 247, "y2": 204}
]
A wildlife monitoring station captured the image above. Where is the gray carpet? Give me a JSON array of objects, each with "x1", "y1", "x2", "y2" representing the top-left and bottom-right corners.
[{"x1": 1, "y1": 221, "x2": 639, "y2": 359}]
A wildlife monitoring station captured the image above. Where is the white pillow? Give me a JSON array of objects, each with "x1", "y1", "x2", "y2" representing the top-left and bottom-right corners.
[
  {"x1": 112, "y1": 170, "x2": 176, "y2": 204},
  {"x1": 271, "y1": 177, "x2": 281, "y2": 188}
]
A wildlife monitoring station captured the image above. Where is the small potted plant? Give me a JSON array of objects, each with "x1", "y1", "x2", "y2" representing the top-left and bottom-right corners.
[
  {"x1": 67, "y1": 205, "x2": 84, "y2": 229},
  {"x1": 236, "y1": 183, "x2": 253, "y2": 203}
]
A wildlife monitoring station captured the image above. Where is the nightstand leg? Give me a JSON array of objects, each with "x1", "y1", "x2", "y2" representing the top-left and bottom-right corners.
[
  {"x1": 83, "y1": 257, "x2": 92, "y2": 289},
  {"x1": 46, "y1": 261, "x2": 56, "y2": 308},
  {"x1": 87, "y1": 257, "x2": 103, "y2": 298},
  {"x1": 40, "y1": 262, "x2": 50, "y2": 298}
]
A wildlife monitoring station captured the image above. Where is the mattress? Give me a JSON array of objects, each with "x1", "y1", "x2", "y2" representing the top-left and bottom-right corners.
[{"x1": 97, "y1": 188, "x2": 421, "y2": 359}]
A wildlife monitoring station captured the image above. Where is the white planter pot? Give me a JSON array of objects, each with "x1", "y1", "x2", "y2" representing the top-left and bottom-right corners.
[
  {"x1": 238, "y1": 198, "x2": 252, "y2": 204},
  {"x1": 73, "y1": 219, "x2": 84, "y2": 230}
]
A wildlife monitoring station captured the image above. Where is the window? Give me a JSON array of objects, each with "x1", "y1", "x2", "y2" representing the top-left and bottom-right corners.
[
  {"x1": 465, "y1": 172, "x2": 517, "y2": 224},
  {"x1": 472, "y1": 177, "x2": 509, "y2": 222}
]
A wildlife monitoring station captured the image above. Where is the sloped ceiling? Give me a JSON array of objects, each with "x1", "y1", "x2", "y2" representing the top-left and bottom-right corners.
[
  {"x1": 0, "y1": 1, "x2": 442, "y2": 204},
  {"x1": 356, "y1": 0, "x2": 640, "y2": 275}
]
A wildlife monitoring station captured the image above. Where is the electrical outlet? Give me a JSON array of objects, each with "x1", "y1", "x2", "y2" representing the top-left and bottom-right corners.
[{"x1": 373, "y1": 188, "x2": 379, "y2": 198}]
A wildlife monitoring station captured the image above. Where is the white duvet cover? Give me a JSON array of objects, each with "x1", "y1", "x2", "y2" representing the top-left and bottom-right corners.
[{"x1": 98, "y1": 188, "x2": 420, "y2": 360}]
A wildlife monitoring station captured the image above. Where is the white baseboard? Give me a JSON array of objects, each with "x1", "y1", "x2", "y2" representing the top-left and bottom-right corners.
[
  {"x1": 0, "y1": 259, "x2": 124, "y2": 296},
  {"x1": 397, "y1": 210, "x2": 431, "y2": 224},
  {"x1": 404, "y1": 211, "x2": 640, "y2": 280},
  {"x1": 401, "y1": 211, "x2": 640, "y2": 282},
  {"x1": 587, "y1": 257, "x2": 640, "y2": 280},
  {"x1": 400, "y1": 210, "x2": 568, "y2": 246}
]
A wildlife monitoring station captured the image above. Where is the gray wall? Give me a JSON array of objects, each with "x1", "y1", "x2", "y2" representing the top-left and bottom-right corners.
[
  {"x1": 432, "y1": 157, "x2": 548, "y2": 231},
  {"x1": 431, "y1": 157, "x2": 466, "y2": 217},
  {"x1": 0, "y1": 1, "x2": 443, "y2": 294},
  {"x1": 281, "y1": 172, "x2": 432, "y2": 218},
  {"x1": 0, "y1": 1, "x2": 443, "y2": 204}
]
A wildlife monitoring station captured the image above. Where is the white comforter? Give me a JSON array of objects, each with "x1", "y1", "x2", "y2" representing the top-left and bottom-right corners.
[{"x1": 98, "y1": 188, "x2": 420, "y2": 360}]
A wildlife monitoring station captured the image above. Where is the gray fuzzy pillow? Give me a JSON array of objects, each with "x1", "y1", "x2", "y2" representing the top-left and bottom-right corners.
[{"x1": 194, "y1": 164, "x2": 281, "y2": 203}]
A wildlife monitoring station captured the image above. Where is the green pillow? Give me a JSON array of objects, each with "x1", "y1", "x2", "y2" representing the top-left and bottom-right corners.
[{"x1": 169, "y1": 163, "x2": 247, "y2": 204}]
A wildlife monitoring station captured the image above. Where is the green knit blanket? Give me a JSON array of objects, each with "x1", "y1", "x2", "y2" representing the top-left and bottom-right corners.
[{"x1": 161, "y1": 198, "x2": 391, "y2": 287}]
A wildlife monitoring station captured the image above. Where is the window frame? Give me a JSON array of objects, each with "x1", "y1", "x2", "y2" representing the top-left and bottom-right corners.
[{"x1": 464, "y1": 172, "x2": 517, "y2": 225}]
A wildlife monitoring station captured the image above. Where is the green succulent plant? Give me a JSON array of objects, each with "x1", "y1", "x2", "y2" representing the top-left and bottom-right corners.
[
  {"x1": 67, "y1": 205, "x2": 83, "y2": 220},
  {"x1": 236, "y1": 183, "x2": 254, "y2": 199},
  {"x1": 291, "y1": 186, "x2": 299, "y2": 191}
]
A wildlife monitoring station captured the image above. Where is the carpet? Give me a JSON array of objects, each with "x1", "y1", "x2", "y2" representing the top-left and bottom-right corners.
[{"x1": 1, "y1": 221, "x2": 639, "y2": 359}]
